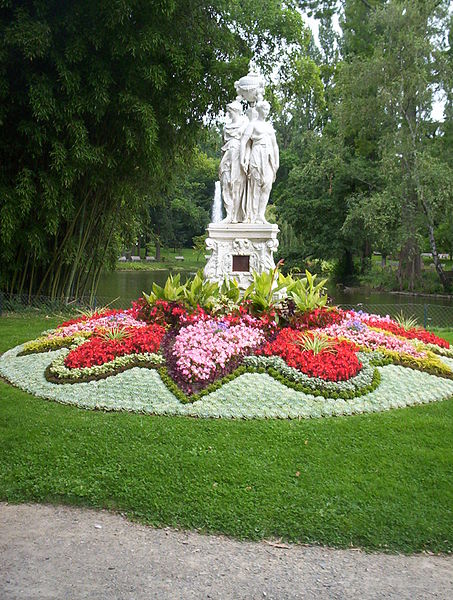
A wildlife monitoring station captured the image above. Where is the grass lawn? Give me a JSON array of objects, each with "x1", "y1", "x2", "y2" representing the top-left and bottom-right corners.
[
  {"x1": 1, "y1": 315, "x2": 452, "y2": 553},
  {"x1": 117, "y1": 247, "x2": 206, "y2": 272}
]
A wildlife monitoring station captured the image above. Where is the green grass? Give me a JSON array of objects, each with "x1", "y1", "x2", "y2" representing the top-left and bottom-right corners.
[
  {"x1": 117, "y1": 247, "x2": 205, "y2": 272},
  {"x1": 435, "y1": 330, "x2": 453, "y2": 344},
  {"x1": 1, "y1": 316, "x2": 453, "y2": 553}
]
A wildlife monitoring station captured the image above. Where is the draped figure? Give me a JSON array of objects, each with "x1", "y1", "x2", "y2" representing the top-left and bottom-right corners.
[
  {"x1": 240, "y1": 101, "x2": 279, "y2": 224},
  {"x1": 219, "y1": 100, "x2": 248, "y2": 223}
]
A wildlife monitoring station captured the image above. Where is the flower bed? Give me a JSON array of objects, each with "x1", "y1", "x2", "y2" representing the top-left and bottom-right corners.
[{"x1": 1, "y1": 269, "x2": 452, "y2": 417}]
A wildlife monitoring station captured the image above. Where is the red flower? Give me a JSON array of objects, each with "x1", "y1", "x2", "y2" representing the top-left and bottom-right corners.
[
  {"x1": 258, "y1": 328, "x2": 361, "y2": 381},
  {"x1": 290, "y1": 307, "x2": 345, "y2": 330},
  {"x1": 64, "y1": 324, "x2": 166, "y2": 368}
]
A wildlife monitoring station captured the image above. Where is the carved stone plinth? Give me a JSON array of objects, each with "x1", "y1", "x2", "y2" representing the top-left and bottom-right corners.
[{"x1": 204, "y1": 223, "x2": 279, "y2": 289}]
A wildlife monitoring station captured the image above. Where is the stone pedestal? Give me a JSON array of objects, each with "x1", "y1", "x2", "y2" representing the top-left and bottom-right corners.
[{"x1": 204, "y1": 223, "x2": 279, "y2": 289}]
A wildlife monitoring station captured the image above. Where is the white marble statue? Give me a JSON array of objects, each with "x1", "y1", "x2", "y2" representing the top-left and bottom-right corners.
[
  {"x1": 219, "y1": 100, "x2": 248, "y2": 223},
  {"x1": 218, "y1": 64, "x2": 279, "y2": 225},
  {"x1": 205, "y1": 64, "x2": 280, "y2": 288},
  {"x1": 240, "y1": 100, "x2": 279, "y2": 224}
]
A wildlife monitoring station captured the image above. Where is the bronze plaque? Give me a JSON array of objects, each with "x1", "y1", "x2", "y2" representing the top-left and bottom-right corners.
[{"x1": 232, "y1": 255, "x2": 250, "y2": 272}]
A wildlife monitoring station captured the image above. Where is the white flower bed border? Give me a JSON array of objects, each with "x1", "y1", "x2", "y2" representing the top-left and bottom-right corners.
[{"x1": 1, "y1": 344, "x2": 453, "y2": 419}]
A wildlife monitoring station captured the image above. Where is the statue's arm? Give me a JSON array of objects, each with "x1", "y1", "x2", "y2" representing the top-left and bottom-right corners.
[
  {"x1": 271, "y1": 131, "x2": 279, "y2": 177},
  {"x1": 240, "y1": 123, "x2": 254, "y2": 172}
]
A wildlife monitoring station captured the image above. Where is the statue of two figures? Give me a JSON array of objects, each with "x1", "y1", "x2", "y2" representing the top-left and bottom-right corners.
[{"x1": 219, "y1": 66, "x2": 279, "y2": 225}]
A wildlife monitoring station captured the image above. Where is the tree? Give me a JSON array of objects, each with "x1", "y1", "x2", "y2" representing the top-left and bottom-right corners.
[
  {"x1": 281, "y1": 0, "x2": 452, "y2": 290},
  {"x1": 0, "y1": 0, "x2": 308, "y2": 299},
  {"x1": 337, "y1": 0, "x2": 452, "y2": 290},
  {"x1": 273, "y1": 14, "x2": 363, "y2": 281}
]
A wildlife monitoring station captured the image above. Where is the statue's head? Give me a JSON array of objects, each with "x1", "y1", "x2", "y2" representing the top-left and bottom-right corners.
[
  {"x1": 257, "y1": 100, "x2": 270, "y2": 118},
  {"x1": 226, "y1": 100, "x2": 243, "y2": 117}
]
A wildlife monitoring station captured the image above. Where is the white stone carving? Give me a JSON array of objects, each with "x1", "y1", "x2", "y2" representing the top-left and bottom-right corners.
[
  {"x1": 218, "y1": 63, "x2": 279, "y2": 226},
  {"x1": 206, "y1": 64, "x2": 280, "y2": 287},
  {"x1": 219, "y1": 101, "x2": 248, "y2": 223},
  {"x1": 204, "y1": 223, "x2": 279, "y2": 289},
  {"x1": 240, "y1": 100, "x2": 279, "y2": 224}
]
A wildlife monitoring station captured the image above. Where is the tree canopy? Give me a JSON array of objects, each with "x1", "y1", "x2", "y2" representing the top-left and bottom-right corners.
[
  {"x1": 1, "y1": 0, "x2": 451, "y2": 296},
  {"x1": 274, "y1": 0, "x2": 453, "y2": 290}
]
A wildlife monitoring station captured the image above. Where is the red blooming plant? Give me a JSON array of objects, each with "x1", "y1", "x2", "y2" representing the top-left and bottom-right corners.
[
  {"x1": 258, "y1": 328, "x2": 361, "y2": 381},
  {"x1": 64, "y1": 324, "x2": 166, "y2": 368},
  {"x1": 130, "y1": 298, "x2": 210, "y2": 329},
  {"x1": 290, "y1": 307, "x2": 345, "y2": 330},
  {"x1": 58, "y1": 309, "x2": 121, "y2": 329},
  {"x1": 130, "y1": 298, "x2": 188, "y2": 327}
]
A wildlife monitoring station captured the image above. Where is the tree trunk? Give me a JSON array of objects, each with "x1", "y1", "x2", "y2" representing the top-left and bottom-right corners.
[
  {"x1": 361, "y1": 239, "x2": 372, "y2": 273},
  {"x1": 155, "y1": 238, "x2": 161, "y2": 261},
  {"x1": 397, "y1": 238, "x2": 421, "y2": 291},
  {"x1": 417, "y1": 176, "x2": 450, "y2": 292},
  {"x1": 338, "y1": 248, "x2": 355, "y2": 284}
]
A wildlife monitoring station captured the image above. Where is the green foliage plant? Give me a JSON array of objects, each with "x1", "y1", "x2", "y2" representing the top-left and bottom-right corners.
[
  {"x1": 289, "y1": 270, "x2": 328, "y2": 313},
  {"x1": 143, "y1": 273, "x2": 186, "y2": 304},
  {"x1": 18, "y1": 331, "x2": 91, "y2": 356},
  {"x1": 243, "y1": 262, "x2": 292, "y2": 315},
  {"x1": 370, "y1": 349, "x2": 453, "y2": 380},
  {"x1": 46, "y1": 352, "x2": 164, "y2": 385},
  {"x1": 220, "y1": 278, "x2": 241, "y2": 304},
  {"x1": 211, "y1": 278, "x2": 242, "y2": 315},
  {"x1": 182, "y1": 271, "x2": 220, "y2": 310}
]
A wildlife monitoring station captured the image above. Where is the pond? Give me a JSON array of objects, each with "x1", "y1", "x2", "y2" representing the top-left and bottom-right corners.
[
  {"x1": 96, "y1": 269, "x2": 453, "y2": 327},
  {"x1": 97, "y1": 269, "x2": 195, "y2": 306}
]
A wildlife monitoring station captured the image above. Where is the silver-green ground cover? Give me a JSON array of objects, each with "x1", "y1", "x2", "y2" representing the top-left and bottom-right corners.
[{"x1": 1, "y1": 344, "x2": 453, "y2": 419}]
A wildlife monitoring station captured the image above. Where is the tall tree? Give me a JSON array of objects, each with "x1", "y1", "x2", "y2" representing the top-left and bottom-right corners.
[{"x1": 337, "y1": 0, "x2": 452, "y2": 290}]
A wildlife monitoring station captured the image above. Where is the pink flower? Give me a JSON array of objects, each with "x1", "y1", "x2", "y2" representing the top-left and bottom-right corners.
[{"x1": 171, "y1": 318, "x2": 265, "y2": 383}]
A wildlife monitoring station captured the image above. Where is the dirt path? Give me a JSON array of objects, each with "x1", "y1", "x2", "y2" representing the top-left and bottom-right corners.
[{"x1": 1, "y1": 503, "x2": 452, "y2": 599}]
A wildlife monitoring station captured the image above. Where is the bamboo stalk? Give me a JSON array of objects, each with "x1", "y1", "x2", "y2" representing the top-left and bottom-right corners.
[{"x1": 17, "y1": 253, "x2": 30, "y2": 296}]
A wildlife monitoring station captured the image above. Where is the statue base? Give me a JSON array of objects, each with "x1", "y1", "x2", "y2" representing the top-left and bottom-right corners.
[{"x1": 204, "y1": 223, "x2": 279, "y2": 289}]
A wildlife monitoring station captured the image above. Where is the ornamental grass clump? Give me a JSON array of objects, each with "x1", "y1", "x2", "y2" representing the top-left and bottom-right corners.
[
  {"x1": 297, "y1": 332, "x2": 337, "y2": 355},
  {"x1": 99, "y1": 326, "x2": 132, "y2": 341},
  {"x1": 394, "y1": 311, "x2": 419, "y2": 330}
]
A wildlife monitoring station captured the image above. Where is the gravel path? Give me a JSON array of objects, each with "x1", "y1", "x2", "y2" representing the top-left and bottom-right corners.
[{"x1": 1, "y1": 503, "x2": 452, "y2": 599}]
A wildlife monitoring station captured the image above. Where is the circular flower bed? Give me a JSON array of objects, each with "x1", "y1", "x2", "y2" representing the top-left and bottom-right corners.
[{"x1": 1, "y1": 270, "x2": 452, "y2": 419}]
